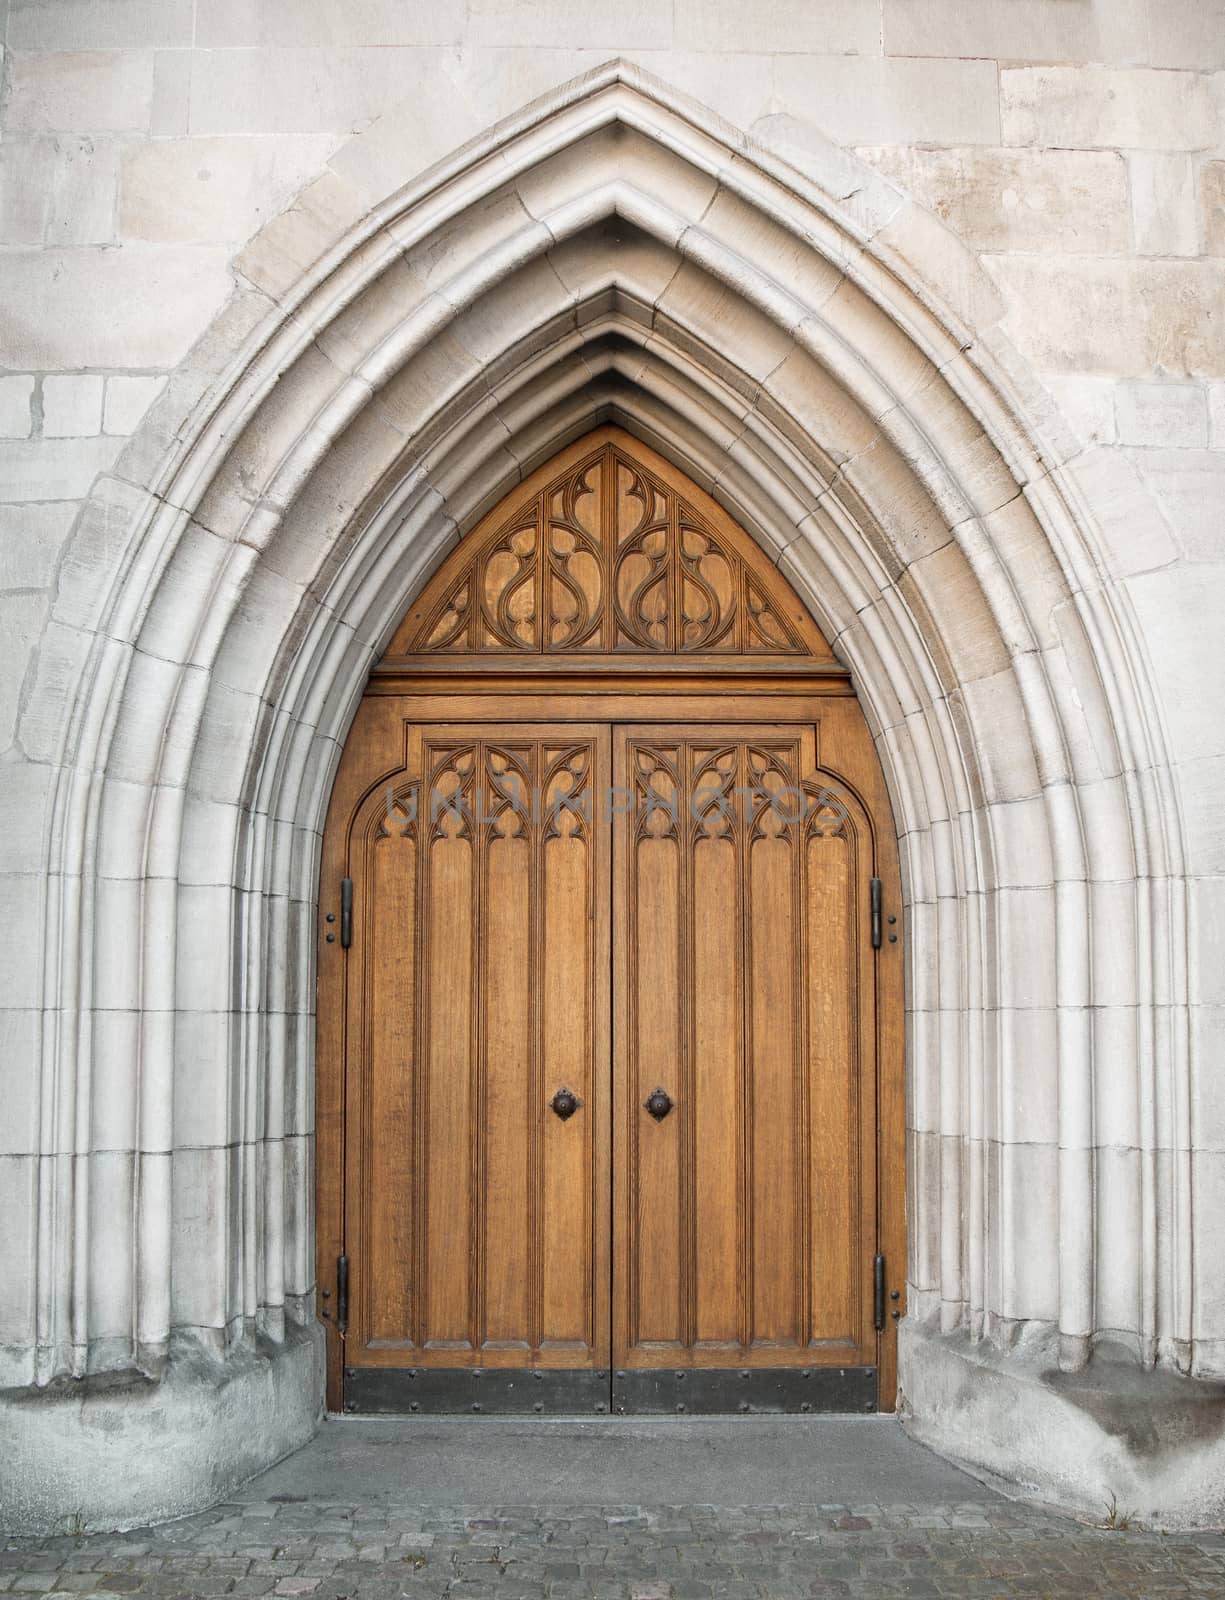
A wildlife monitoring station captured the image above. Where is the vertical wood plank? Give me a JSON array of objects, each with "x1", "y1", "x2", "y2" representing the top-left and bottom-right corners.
[
  {"x1": 807, "y1": 832, "x2": 857, "y2": 1342},
  {"x1": 424, "y1": 827, "x2": 474, "y2": 1345},
  {"x1": 748, "y1": 827, "x2": 800, "y2": 1346},
  {"x1": 366, "y1": 825, "x2": 417, "y2": 1343},
  {"x1": 692, "y1": 829, "x2": 740, "y2": 1344},
  {"x1": 482, "y1": 808, "x2": 531, "y2": 1346},
  {"x1": 541, "y1": 818, "x2": 594, "y2": 1346},
  {"x1": 633, "y1": 830, "x2": 682, "y2": 1344}
]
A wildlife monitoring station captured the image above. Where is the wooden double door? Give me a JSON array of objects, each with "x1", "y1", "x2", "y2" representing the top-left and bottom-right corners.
[
  {"x1": 318, "y1": 695, "x2": 902, "y2": 1416},
  {"x1": 316, "y1": 427, "x2": 902, "y2": 1415}
]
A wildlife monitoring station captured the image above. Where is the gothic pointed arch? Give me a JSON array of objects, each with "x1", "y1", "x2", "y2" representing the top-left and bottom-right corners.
[{"x1": 2, "y1": 57, "x2": 1201, "y2": 1532}]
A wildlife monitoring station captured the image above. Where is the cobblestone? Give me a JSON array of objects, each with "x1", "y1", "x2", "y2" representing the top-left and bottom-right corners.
[{"x1": 5, "y1": 1498, "x2": 1225, "y2": 1598}]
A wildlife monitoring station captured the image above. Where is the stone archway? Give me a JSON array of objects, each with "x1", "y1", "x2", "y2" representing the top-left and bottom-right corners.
[{"x1": 2, "y1": 60, "x2": 1201, "y2": 1530}]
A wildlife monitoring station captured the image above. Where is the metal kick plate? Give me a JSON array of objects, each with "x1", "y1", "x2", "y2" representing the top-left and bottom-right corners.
[
  {"x1": 343, "y1": 1365, "x2": 878, "y2": 1415},
  {"x1": 613, "y1": 1366, "x2": 877, "y2": 1414},
  {"x1": 344, "y1": 1367, "x2": 612, "y2": 1414}
]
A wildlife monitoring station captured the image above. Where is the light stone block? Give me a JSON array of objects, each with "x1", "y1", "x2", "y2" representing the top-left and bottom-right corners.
[
  {"x1": 0, "y1": 874, "x2": 43, "y2": 1010},
  {"x1": 628, "y1": 50, "x2": 779, "y2": 136},
  {"x1": 997, "y1": 1140, "x2": 1059, "y2": 1319},
  {"x1": 187, "y1": 45, "x2": 452, "y2": 137},
  {"x1": 0, "y1": 248, "x2": 232, "y2": 369},
  {"x1": 953, "y1": 668, "x2": 1043, "y2": 805},
  {"x1": 94, "y1": 876, "x2": 144, "y2": 1011},
  {"x1": 120, "y1": 135, "x2": 340, "y2": 246},
  {"x1": 0, "y1": 1156, "x2": 36, "y2": 1345},
  {"x1": 676, "y1": 0, "x2": 878, "y2": 53},
  {"x1": 854, "y1": 145, "x2": 1129, "y2": 255},
  {"x1": 1211, "y1": 384, "x2": 1225, "y2": 448},
  {"x1": 985, "y1": 794, "x2": 1055, "y2": 890},
  {"x1": 0, "y1": 1011, "x2": 40, "y2": 1157},
  {"x1": 0, "y1": 752, "x2": 54, "y2": 876},
  {"x1": 469, "y1": 0, "x2": 671, "y2": 49},
  {"x1": 1095, "y1": 1146, "x2": 1142, "y2": 1333},
  {"x1": 89, "y1": 1154, "x2": 136, "y2": 1339},
  {"x1": 151, "y1": 49, "x2": 191, "y2": 138},
  {"x1": 1125, "y1": 564, "x2": 1225, "y2": 763},
  {"x1": 8, "y1": 0, "x2": 193, "y2": 48},
  {"x1": 170, "y1": 1145, "x2": 230, "y2": 1328},
  {"x1": 1202, "y1": 161, "x2": 1225, "y2": 257},
  {"x1": 6, "y1": 50, "x2": 154, "y2": 134},
  {"x1": 0, "y1": 141, "x2": 52, "y2": 244},
  {"x1": 0, "y1": 502, "x2": 77, "y2": 589},
  {"x1": 1131, "y1": 449, "x2": 1225, "y2": 561},
  {"x1": 999, "y1": 1006, "x2": 1059, "y2": 1146},
  {"x1": 233, "y1": 170, "x2": 369, "y2": 301},
  {"x1": 42, "y1": 373, "x2": 105, "y2": 438},
  {"x1": 1041, "y1": 375, "x2": 1117, "y2": 448},
  {"x1": 983, "y1": 256, "x2": 1225, "y2": 378},
  {"x1": 173, "y1": 1013, "x2": 237, "y2": 1148},
  {"x1": 1190, "y1": 876, "x2": 1225, "y2": 1007},
  {"x1": 900, "y1": 540, "x2": 1012, "y2": 687},
  {"x1": 1061, "y1": 445, "x2": 1180, "y2": 582},
  {"x1": 0, "y1": 435, "x2": 123, "y2": 501},
  {"x1": 1192, "y1": 1004, "x2": 1225, "y2": 1151},
  {"x1": 884, "y1": 0, "x2": 1110, "y2": 63},
  {"x1": 1129, "y1": 151, "x2": 1198, "y2": 258},
  {"x1": 750, "y1": 112, "x2": 906, "y2": 240},
  {"x1": 103, "y1": 375, "x2": 168, "y2": 436},
  {"x1": 1115, "y1": 382, "x2": 1209, "y2": 448},
  {"x1": 1090, "y1": 880, "x2": 1141, "y2": 1007},
  {"x1": 1127, "y1": 0, "x2": 1225, "y2": 70},
  {"x1": 1092, "y1": 1004, "x2": 1141, "y2": 1149},
  {"x1": 1194, "y1": 1153, "x2": 1225, "y2": 1333},
  {"x1": 2, "y1": 135, "x2": 118, "y2": 247},
  {"x1": 773, "y1": 54, "x2": 1001, "y2": 146},
  {"x1": 0, "y1": 376, "x2": 35, "y2": 439},
  {"x1": 1000, "y1": 65, "x2": 1222, "y2": 152},
  {"x1": 1179, "y1": 753, "x2": 1225, "y2": 875},
  {"x1": 196, "y1": 0, "x2": 467, "y2": 46},
  {"x1": 45, "y1": 136, "x2": 119, "y2": 246}
]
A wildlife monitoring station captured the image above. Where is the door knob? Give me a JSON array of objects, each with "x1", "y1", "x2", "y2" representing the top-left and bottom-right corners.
[
  {"x1": 644, "y1": 1087, "x2": 674, "y2": 1121},
  {"x1": 550, "y1": 1087, "x2": 580, "y2": 1121}
]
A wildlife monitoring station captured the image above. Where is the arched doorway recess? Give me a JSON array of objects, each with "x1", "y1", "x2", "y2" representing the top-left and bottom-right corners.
[
  {"x1": 4, "y1": 60, "x2": 1202, "y2": 1532},
  {"x1": 317, "y1": 428, "x2": 905, "y2": 1415}
]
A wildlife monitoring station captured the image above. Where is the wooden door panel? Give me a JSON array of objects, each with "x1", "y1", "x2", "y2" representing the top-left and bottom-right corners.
[
  {"x1": 343, "y1": 723, "x2": 611, "y2": 1372},
  {"x1": 613, "y1": 725, "x2": 877, "y2": 1373}
]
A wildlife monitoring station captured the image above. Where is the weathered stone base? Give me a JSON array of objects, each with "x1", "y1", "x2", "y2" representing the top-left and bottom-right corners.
[
  {"x1": 0, "y1": 1322, "x2": 324, "y2": 1536},
  {"x1": 899, "y1": 1320, "x2": 1225, "y2": 1531}
]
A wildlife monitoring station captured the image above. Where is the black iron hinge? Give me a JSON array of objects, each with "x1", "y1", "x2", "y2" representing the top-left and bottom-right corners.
[
  {"x1": 340, "y1": 878, "x2": 353, "y2": 949},
  {"x1": 870, "y1": 877, "x2": 882, "y2": 949},
  {"x1": 873, "y1": 1253, "x2": 886, "y2": 1330},
  {"x1": 337, "y1": 1254, "x2": 349, "y2": 1333}
]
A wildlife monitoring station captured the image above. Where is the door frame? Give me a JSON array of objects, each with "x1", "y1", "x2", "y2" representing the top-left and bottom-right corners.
[{"x1": 316, "y1": 666, "x2": 906, "y2": 1414}]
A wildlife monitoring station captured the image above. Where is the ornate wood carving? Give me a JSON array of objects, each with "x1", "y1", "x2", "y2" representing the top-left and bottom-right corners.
[
  {"x1": 387, "y1": 432, "x2": 835, "y2": 662},
  {"x1": 614, "y1": 729, "x2": 871, "y2": 1367},
  {"x1": 317, "y1": 430, "x2": 904, "y2": 1418},
  {"x1": 345, "y1": 726, "x2": 610, "y2": 1368}
]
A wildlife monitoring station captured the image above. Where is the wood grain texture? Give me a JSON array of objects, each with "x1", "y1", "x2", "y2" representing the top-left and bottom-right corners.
[
  {"x1": 382, "y1": 428, "x2": 836, "y2": 665},
  {"x1": 612, "y1": 729, "x2": 880, "y2": 1374},
  {"x1": 316, "y1": 433, "x2": 904, "y2": 1414}
]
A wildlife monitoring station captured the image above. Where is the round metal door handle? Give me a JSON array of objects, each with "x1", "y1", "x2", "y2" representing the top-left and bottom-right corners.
[
  {"x1": 550, "y1": 1087, "x2": 580, "y2": 1121},
  {"x1": 644, "y1": 1086, "x2": 674, "y2": 1121}
]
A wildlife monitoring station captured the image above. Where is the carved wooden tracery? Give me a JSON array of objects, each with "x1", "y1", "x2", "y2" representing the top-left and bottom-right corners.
[{"x1": 382, "y1": 432, "x2": 836, "y2": 665}]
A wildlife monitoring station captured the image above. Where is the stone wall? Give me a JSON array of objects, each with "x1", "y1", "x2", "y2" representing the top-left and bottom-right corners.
[{"x1": 1, "y1": 0, "x2": 1223, "y2": 1533}]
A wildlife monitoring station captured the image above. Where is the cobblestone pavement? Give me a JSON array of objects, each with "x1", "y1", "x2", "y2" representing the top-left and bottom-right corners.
[{"x1": 4, "y1": 1497, "x2": 1225, "y2": 1599}]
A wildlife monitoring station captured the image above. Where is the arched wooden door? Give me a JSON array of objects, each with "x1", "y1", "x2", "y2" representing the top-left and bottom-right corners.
[{"x1": 316, "y1": 427, "x2": 905, "y2": 1415}]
